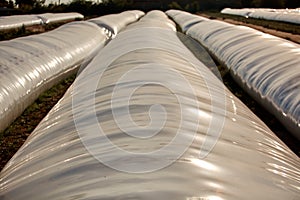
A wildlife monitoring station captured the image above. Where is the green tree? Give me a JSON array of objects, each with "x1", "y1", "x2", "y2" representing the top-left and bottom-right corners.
[
  {"x1": 8, "y1": 0, "x2": 14, "y2": 7},
  {"x1": 197, "y1": 0, "x2": 241, "y2": 10},
  {"x1": 241, "y1": 0, "x2": 253, "y2": 7},
  {"x1": 251, "y1": 0, "x2": 286, "y2": 8},
  {"x1": 0, "y1": 0, "x2": 9, "y2": 7},
  {"x1": 15, "y1": 0, "x2": 35, "y2": 7},
  {"x1": 15, "y1": 0, "x2": 45, "y2": 8},
  {"x1": 113, "y1": 0, "x2": 133, "y2": 8},
  {"x1": 67, "y1": 0, "x2": 94, "y2": 15},
  {"x1": 286, "y1": 0, "x2": 300, "y2": 7},
  {"x1": 0, "y1": 0, "x2": 13, "y2": 8},
  {"x1": 168, "y1": 1, "x2": 183, "y2": 10},
  {"x1": 261, "y1": 0, "x2": 285, "y2": 8}
]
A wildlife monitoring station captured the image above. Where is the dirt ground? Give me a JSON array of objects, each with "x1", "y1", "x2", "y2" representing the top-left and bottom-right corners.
[{"x1": 0, "y1": 75, "x2": 76, "y2": 171}]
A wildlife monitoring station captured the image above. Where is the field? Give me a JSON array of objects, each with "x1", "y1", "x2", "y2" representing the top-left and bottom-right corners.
[{"x1": 0, "y1": 13, "x2": 299, "y2": 171}]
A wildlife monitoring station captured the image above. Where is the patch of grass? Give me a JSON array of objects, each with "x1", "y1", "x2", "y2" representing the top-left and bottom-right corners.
[{"x1": 0, "y1": 74, "x2": 76, "y2": 171}]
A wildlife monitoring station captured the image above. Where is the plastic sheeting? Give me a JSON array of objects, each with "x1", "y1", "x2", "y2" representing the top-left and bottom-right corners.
[
  {"x1": 221, "y1": 8, "x2": 300, "y2": 25},
  {"x1": 166, "y1": 9, "x2": 208, "y2": 32},
  {"x1": 88, "y1": 10, "x2": 145, "y2": 38},
  {"x1": 166, "y1": 10, "x2": 300, "y2": 139},
  {"x1": 128, "y1": 10, "x2": 176, "y2": 31},
  {"x1": 37, "y1": 12, "x2": 84, "y2": 24},
  {"x1": 176, "y1": 32, "x2": 221, "y2": 80},
  {"x1": 1, "y1": 10, "x2": 299, "y2": 200},
  {"x1": 221, "y1": 8, "x2": 255, "y2": 18},
  {"x1": 0, "y1": 15, "x2": 42, "y2": 31},
  {"x1": 249, "y1": 9, "x2": 300, "y2": 24},
  {"x1": 0, "y1": 12, "x2": 83, "y2": 32},
  {"x1": 0, "y1": 21, "x2": 108, "y2": 133}
]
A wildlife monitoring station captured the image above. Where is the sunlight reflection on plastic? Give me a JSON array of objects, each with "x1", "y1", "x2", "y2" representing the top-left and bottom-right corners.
[
  {"x1": 111, "y1": 64, "x2": 196, "y2": 139},
  {"x1": 72, "y1": 26, "x2": 226, "y2": 173}
]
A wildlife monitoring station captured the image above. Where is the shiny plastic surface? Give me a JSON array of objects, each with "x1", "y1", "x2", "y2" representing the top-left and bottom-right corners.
[
  {"x1": 221, "y1": 8, "x2": 300, "y2": 24},
  {"x1": 128, "y1": 10, "x2": 176, "y2": 31},
  {"x1": 167, "y1": 10, "x2": 300, "y2": 139},
  {"x1": 166, "y1": 9, "x2": 208, "y2": 32},
  {"x1": 88, "y1": 10, "x2": 145, "y2": 38},
  {"x1": 0, "y1": 14, "x2": 42, "y2": 31},
  {"x1": 37, "y1": 12, "x2": 84, "y2": 24},
  {"x1": 1, "y1": 11, "x2": 299, "y2": 200},
  {"x1": 221, "y1": 8, "x2": 255, "y2": 17},
  {"x1": 0, "y1": 12, "x2": 83, "y2": 32},
  {"x1": 0, "y1": 21, "x2": 108, "y2": 133}
]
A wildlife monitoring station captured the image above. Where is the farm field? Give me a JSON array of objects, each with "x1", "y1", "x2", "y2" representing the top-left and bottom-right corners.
[
  {"x1": 0, "y1": 10, "x2": 299, "y2": 199},
  {"x1": 0, "y1": 12, "x2": 300, "y2": 170},
  {"x1": 1, "y1": 11, "x2": 299, "y2": 172}
]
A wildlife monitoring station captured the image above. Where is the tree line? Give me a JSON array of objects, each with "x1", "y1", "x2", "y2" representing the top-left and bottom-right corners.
[{"x1": 0, "y1": 0, "x2": 299, "y2": 16}]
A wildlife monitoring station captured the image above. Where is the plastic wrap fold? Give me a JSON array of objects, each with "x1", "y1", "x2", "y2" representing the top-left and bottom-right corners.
[
  {"x1": 167, "y1": 10, "x2": 300, "y2": 140},
  {"x1": 221, "y1": 8, "x2": 300, "y2": 24},
  {"x1": 88, "y1": 10, "x2": 145, "y2": 38},
  {"x1": 0, "y1": 21, "x2": 108, "y2": 133},
  {"x1": 1, "y1": 10, "x2": 299, "y2": 200}
]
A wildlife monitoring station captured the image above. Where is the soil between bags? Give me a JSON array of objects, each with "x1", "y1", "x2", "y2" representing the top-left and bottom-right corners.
[{"x1": 0, "y1": 75, "x2": 76, "y2": 171}]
